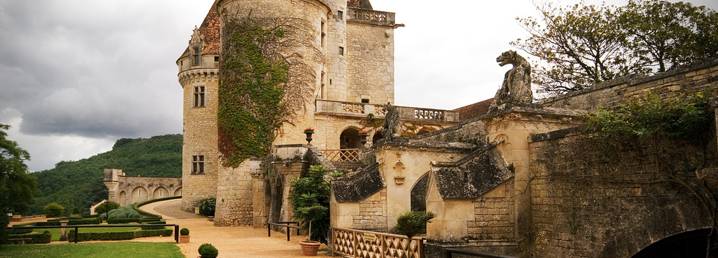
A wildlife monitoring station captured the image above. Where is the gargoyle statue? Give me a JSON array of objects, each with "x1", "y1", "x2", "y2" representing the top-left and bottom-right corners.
[{"x1": 491, "y1": 50, "x2": 533, "y2": 110}]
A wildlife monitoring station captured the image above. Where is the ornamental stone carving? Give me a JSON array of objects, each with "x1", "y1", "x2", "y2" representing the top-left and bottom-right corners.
[{"x1": 490, "y1": 50, "x2": 533, "y2": 111}]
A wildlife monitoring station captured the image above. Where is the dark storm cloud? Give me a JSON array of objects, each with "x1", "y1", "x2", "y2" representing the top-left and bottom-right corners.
[{"x1": 0, "y1": 0, "x2": 210, "y2": 138}]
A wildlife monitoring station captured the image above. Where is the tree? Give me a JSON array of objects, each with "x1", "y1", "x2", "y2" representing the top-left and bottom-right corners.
[
  {"x1": 0, "y1": 124, "x2": 36, "y2": 244},
  {"x1": 291, "y1": 165, "x2": 330, "y2": 244},
  {"x1": 618, "y1": 1, "x2": 718, "y2": 73},
  {"x1": 44, "y1": 202, "x2": 64, "y2": 218},
  {"x1": 513, "y1": 1, "x2": 718, "y2": 94}
]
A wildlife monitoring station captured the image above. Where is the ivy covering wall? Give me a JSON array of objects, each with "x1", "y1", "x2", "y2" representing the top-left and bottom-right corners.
[{"x1": 218, "y1": 16, "x2": 316, "y2": 167}]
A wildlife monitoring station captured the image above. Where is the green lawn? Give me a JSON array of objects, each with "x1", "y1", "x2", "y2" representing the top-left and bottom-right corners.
[
  {"x1": 34, "y1": 226, "x2": 141, "y2": 241},
  {"x1": 0, "y1": 242, "x2": 183, "y2": 258}
]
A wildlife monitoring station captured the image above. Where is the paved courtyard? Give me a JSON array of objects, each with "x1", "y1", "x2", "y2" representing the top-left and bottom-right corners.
[{"x1": 140, "y1": 199, "x2": 331, "y2": 258}]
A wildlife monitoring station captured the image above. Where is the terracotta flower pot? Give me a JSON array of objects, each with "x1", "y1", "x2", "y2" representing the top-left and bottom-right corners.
[
  {"x1": 300, "y1": 240, "x2": 321, "y2": 256},
  {"x1": 180, "y1": 235, "x2": 190, "y2": 243}
]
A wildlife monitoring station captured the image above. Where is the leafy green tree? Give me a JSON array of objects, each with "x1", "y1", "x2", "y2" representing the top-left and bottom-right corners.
[
  {"x1": 513, "y1": 1, "x2": 718, "y2": 94},
  {"x1": 618, "y1": 1, "x2": 718, "y2": 73},
  {"x1": 0, "y1": 123, "x2": 36, "y2": 243},
  {"x1": 44, "y1": 202, "x2": 65, "y2": 217},
  {"x1": 291, "y1": 165, "x2": 330, "y2": 243}
]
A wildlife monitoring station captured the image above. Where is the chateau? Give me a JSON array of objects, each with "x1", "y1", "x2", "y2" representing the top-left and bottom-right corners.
[{"x1": 170, "y1": 0, "x2": 718, "y2": 257}]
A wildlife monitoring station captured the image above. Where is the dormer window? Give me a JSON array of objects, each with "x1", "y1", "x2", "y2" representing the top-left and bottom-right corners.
[{"x1": 192, "y1": 46, "x2": 201, "y2": 66}]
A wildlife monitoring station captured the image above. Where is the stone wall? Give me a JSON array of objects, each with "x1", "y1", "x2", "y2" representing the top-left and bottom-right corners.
[
  {"x1": 541, "y1": 59, "x2": 718, "y2": 110},
  {"x1": 214, "y1": 159, "x2": 260, "y2": 226},
  {"x1": 527, "y1": 132, "x2": 715, "y2": 258},
  {"x1": 354, "y1": 189, "x2": 388, "y2": 230},
  {"x1": 468, "y1": 179, "x2": 514, "y2": 242},
  {"x1": 346, "y1": 10, "x2": 395, "y2": 105}
]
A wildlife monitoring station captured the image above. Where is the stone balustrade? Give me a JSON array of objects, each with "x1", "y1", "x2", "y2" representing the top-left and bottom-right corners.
[
  {"x1": 347, "y1": 8, "x2": 396, "y2": 27},
  {"x1": 315, "y1": 100, "x2": 459, "y2": 124}
]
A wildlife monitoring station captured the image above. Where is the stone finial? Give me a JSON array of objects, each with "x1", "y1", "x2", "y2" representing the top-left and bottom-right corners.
[{"x1": 490, "y1": 50, "x2": 533, "y2": 111}]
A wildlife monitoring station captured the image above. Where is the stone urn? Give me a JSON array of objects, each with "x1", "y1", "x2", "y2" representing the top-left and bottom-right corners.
[
  {"x1": 300, "y1": 240, "x2": 321, "y2": 256},
  {"x1": 304, "y1": 128, "x2": 314, "y2": 145}
]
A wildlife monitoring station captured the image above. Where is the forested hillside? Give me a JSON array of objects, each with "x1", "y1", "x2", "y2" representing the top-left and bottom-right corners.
[{"x1": 29, "y1": 134, "x2": 182, "y2": 214}]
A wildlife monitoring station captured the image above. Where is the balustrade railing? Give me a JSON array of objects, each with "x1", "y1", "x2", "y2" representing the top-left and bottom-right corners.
[
  {"x1": 332, "y1": 227, "x2": 424, "y2": 258},
  {"x1": 315, "y1": 100, "x2": 459, "y2": 123},
  {"x1": 348, "y1": 9, "x2": 396, "y2": 26},
  {"x1": 320, "y1": 149, "x2": 361, "y2": 162},
  {"x1": 315, "y1": 100, "x2": 387, "y2": 118}
]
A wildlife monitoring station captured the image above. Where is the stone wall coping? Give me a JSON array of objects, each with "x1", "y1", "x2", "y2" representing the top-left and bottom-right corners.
[
  {"x1": 529, "y1": 127, "x2": 585, "y2": 143},
  {"x1": 380, "y1": 141, "x2": 476, "y2": 152},
  {"x1": 539, "y1": 58, "x2": 718, "y2": 105}
]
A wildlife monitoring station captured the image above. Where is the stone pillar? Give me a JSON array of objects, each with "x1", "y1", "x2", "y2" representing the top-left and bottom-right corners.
[{"x1": 251, "y1": 169, "x2": 267, "y2": 228}]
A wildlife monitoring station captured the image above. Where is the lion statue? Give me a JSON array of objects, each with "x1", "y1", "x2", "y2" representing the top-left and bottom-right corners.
[{"x1": 491, "y1": 50, "x2": 533, "y2": 110}]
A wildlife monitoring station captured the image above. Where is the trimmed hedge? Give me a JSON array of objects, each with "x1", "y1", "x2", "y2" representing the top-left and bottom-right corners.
[
  {"x1": 7, "y1": 231, "x2": 52, "y2": 244},
  {"x1": 68, "y1": 217, "x2": 101, "y2": 225},
  {"x1": 67, "y1": 230, "x2": 135, "y2": 242},
  {"x1": 107, "y1": 218, "x2": 140, "y2": 224},
  {"x1": 34, "y1": 221, "x2": 61, "y2": 226},
  {"x1": 140, "y1": 220, "x2": 167, "y2": 230},
  {"x1": 67, "y1": 229, "x2": 173, "y2": 242},
  {"x1": 8, "y1": 225, "x2": 33, "y2": 234},
  {"x1": 134, "y1": 229, "x2": 172, "y2": 238}
]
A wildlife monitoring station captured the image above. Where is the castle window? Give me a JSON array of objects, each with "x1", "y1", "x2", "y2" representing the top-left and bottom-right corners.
[
  {"x1": 338, "y1": 10, "x2": 344, "y2": 20},
  {"x1": 339, "y1": 46, "x2": 344, "y2": 56},
  {"x1": 214, "y1": 56, "x2": 219, "y2": 62},
  {"x1": 320, "y1": 71, "x2": 325, "y2": 99},
  {"x1": 192, "y1": 46, "x2": 201, "y2": 66},
  {"x1": 321, "y1": 21, "x2": 326, "y2": 47},
  {"x1": 191, "y1": 155, "x2": 205, "y2": 175},
  {"x1": 361, "y1": 98, "x2": 370, "y2": 104},
  {"x1": 193, "y1": 86, "x2": 205, "y2": 108}
]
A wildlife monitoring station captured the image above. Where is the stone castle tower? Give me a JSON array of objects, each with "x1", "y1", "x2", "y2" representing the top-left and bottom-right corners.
[{"x1": 177, "y1": 0, "x2": 400, "y2": 220}]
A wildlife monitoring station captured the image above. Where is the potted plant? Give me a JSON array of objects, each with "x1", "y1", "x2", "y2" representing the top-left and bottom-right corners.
[
  {"x1": 291, "y1": 165, "x2": 330, "y2": 256},
  {"x1": 198, "y1": 243, "x2": 218, "y2": 258},
  {"x1": 180, "y1": 228, "x2": 190, "y2": 243},
  {"x1": 304, "y1": 128, "x2": 315, "y2": 145}
]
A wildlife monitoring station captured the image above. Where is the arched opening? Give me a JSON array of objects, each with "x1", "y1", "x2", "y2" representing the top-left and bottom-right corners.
[
  {"x1": 174, "y1": 187, "x2": 182, "y2": 196},
  {"x1": 411, "y1": 173, "x2": 429, "y2": 212},
  {"x1": 153, "y1": 187, "x2": 169, "y2": 199},
  {"x1": 340, "y1": 127, "x2": 362, "y2": 161},
  {"x1": 632, "y1": 228, "x2": 714, "y2": 258},
  {"x1": 340, "y1": 127, "x2": 362, "y2": 149},
  {"x1": 119, "y1": 191, "x2": 127, "y2": 207},
  {"x1": 131, "y1": 186, "x2": 148, "y2": 204}
]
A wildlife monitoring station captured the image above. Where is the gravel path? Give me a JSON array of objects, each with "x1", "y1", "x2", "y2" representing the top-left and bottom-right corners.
[{"x1": 140, "y1": 199, "x2": 330, "y2": 258}]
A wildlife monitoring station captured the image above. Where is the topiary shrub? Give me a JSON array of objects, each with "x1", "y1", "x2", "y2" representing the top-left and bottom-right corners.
[
  {"x1": 107, "y1": 207, "x2": 141, "y2": 223},
  {"x1": 393, "y1": 211, "x2": 434, "y2": 238},
  {"x1": 198, "y1": 198, "x2": 216, "y2": 217},
  {"x1": 180, "y1": 228, "x2": 190, "y2": 236},
  {"x1": 198, "y1": 243, "x2": 219, "y2": 258},
  {"x1": 94, "y1": 201, "x2": 120, "y2": 215},
  {"x1": 44, "y1": 203, "x2": 65, "y2": 218}
]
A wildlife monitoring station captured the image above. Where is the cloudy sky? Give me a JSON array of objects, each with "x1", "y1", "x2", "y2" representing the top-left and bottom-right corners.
[{"x1": 1, "y1": 0, "x2": 716, "y2": 171}]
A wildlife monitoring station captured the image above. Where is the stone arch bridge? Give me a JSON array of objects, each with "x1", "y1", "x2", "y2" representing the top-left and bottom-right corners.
[{"x1": 103, "y1": 169, "x2": 182, "y2": 206}]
